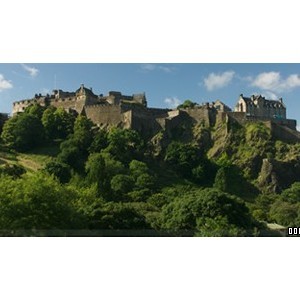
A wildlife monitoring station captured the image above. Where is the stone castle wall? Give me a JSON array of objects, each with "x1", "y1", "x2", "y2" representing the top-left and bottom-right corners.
[
  {"x1": 10, "y1": 89, "x2": 299, "y2": 143},
  {"x1": 50, "y1": 97, "x2": 79, "y2": 111},
  {"x1": 181, "y1": 107, "x2": 214, "y2": 127},
  {"x1": 269, "y1": 122, "x2": 300, "y2": 143},
  {"x1": 84, "y1": 104, "x2": 124, "y2": 127},
  {"x1": 13, "y1": 98, "x2": 48, "y2": 114}
]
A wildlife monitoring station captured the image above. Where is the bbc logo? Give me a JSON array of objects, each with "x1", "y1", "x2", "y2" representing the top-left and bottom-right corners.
[{"x1": 287, "y1": 227, "x2": 300, "y2": 236}]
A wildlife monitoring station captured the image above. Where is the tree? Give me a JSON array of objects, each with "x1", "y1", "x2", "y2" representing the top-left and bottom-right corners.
[
  {"x1": 106, "y1": 128, "x2": 144, "y2": 163},
  {"x1": 281, "y1": 182, "x2": 300, "y2": 203},
  {"x1": 89, "y1": 202, "x2": 150, "y2": 233},
  {"x1": 25, "y1": 104, "x2": 46, "y2": 119},
  {"x1": 164, "y1": 142, "x2": 208, "y2": 181},
  {"x1": 0, "y1": 173, "x2": 85, "y2": 232},
  {"x1": 177, "y1": 100, "x2": 197, "y2": 109},
  {"x1": 42, "y1": 106, "x2": 57, "y2": 139},
  {"x1": 57, "y1": 116, "x2": 94, "y2": 171},
  {"x1": 54, "y1": 108, "x2": 75, "y2": 139},
  {"x1": 58, "y1": 138, "x2": 84, "y2": 171},
  {"x1": 213, "y1": 167, "x2": 229, "y2": 192},
  {"x1": 111, "y1": 174, "x2": 135, "y2": 199},
  {"x1": 269, "y1": 200, "x2": 299, "y2": 227},
  {"x1": 1, "y1": 113, "x2": 44, "y2": 151},
  {"x1": 44, "y1": 160, "x2": 72, "y2": 183},
  {"x1": 42, "y1": 107, "x2": 75, "y2": 140},
  {"x1": 85, "y1": 152, "x2": 125, "y2": 198},
  {"x1": 0, "y1": 163, "x2": 26, "y2": 179},
  {"x1": 213, "y1": 165, "x2": 258, "y2": 198},
  {"x1": 89, "y1": 130, "x2": 108, "y2": 153},
  {"x1": 160, "y1": 188, "x2": 255, "y2": 236},
  {"x1": 73, "y1": 115, "x2": 94, "y2": 150}
]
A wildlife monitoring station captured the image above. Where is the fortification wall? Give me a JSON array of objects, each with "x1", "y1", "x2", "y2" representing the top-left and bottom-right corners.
[
  {"x1": 269, "y1": 122, "x2": 300, "y2": 143},
  {"x1": 50, "y1": 97, "x2": 78, "y2": 111},
  {"x1": 13, "y1": 98, "x2": 48, "y2": 114},
  {"x1": 227, "y1": 112, "x2": 295, "y2": 129},
  {"x1": 215, "y1": 111, "x2": 228, "y2": 124},
  {"x1": 147, "y1": 107, "x2": 170, "y2": 117},
  {"x1": 84, "y1": 104, "x2": 124, "y2": 127},
  {"x1": 130, "y1": 107, "x2": 162, "y2": 135},
  {"x1": 164, "y1": 111, "x2": 187, "y2": 135},
  {"x1": 226, "y1": 112, "x2": 247, "y2": 124},
  {"x1": 181, "y1": 107, "x2": 212, "y2": 127}
]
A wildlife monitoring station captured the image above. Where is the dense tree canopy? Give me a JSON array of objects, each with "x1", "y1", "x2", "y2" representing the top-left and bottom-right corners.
[
  {"x1": 1, "y1": 103, "x2": 300, "y2": 236},
  {"x1": 1, "y1": 113, "x2": 44, "y2": 151}
]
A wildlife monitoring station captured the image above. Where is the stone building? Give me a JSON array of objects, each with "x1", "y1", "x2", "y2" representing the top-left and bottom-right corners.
[
  {"x1": 11, "y1": 88, "x2": 299, "y2": 141},
  {"x1": 12, "y1": 84, "x2": 147, "y2": 116},
  {"x1": 234, "y1": 94, "x2": 286, "y2": 119}
]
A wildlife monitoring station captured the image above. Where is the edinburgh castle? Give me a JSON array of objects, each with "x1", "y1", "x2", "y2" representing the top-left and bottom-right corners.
[{"x1": 11, "y1": 84, "x2": 300, "y2": 142}]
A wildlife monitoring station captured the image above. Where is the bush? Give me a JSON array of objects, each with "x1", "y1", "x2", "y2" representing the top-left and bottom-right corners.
[
  {"x1": 44, "y1": 160, "x2": 72, "y2": 183},
  {"x1": 160, "y1": 188, "x2": 255, "y2": 236},
  {"x1": 1, "y1": 114, "x2": 45, "y2": 151}
]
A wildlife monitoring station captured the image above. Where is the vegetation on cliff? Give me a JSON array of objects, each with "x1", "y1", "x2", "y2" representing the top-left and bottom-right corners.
[{"x1": 0, "y1": 104, "x2": 299, "y2": 236}]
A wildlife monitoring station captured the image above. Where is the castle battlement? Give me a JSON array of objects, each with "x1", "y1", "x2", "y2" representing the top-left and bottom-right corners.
[{"x1": 11, "y1": 88, "x2": 298, "y2": 140}]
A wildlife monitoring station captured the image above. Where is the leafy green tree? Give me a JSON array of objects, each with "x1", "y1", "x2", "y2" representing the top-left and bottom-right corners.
[
  {"x1": 281, "y1": 182, "x2": 300, "y2": 203},
  {"x1": 85, "y1": 152, "x2": 125, "y2": 198},
  {"x1": 269, "y1": 200, "x2": 299, "y2": 227},
  {"x1": 54, "y1": 108, "x2": 75, "y2": 139},
  {"x1": 0, "y1": 164, "x2": 26, "y2": 179},
  {"x1": 42, "y1": 106, "x2": 57, "y2": 139},
  {"x1": 213, "y1": 167, "x2": 229, "y2": 192},
  {"x1": 111, "y1": 174, "x2": 135, "y2": 199},
  {"x1": 164, "y1": 142, "x2": 208, "y2": 181},
  {"x1": 129, "y1": 160, "x2": 149, "y2": 179},
  {"x1": 213, "y1": 165, "x2": 258, "y2": 199},
  {"x1": 44, "y1": 160, "x2": 72, "y2": 183},
  {"x1": 0, "y1": 173, "x2": 86, "y2": 231},
  {"x1": 73, "y1": 115, "x2": 94, "y2": 150},
  {"x1": 127, "y1": 160, "x2": 155, "y2": 201},
  {"x1": 1, "y1": 113, "x2": 44, "y2": 151},
  {"x1": 177, "y1": 100, "x2": 197, "y2": 109},
  {"x1": 251, "y1": 194, "x2": 279, "y2": 221},
  {"x1": 57, "y1": 116, "x2": 94, "y2": 171},
  {"x1": 42, "y1": 107, "x2": 75, "y2": 140},
  {"x1": 89, "y1": 130, "x2": 108, "y2": 153},
  {"x1": 106, "y1": 128, "x2": 144, "y2": 163},
  {"x1": 25, "y1": 104, "x2": 46, "y2": 119},
  {"x1": 136, "y1": 173, "x2": 155, "y2": 190},
  {"x1": 160, "y1": 188, "x2": 255, "y2": 236},
  {"x1": 58, "y1": 138, "x2": 84, "y2": 171},
  {"x1": 89, "y1": 202, "x2": 150, "y2": 232}
]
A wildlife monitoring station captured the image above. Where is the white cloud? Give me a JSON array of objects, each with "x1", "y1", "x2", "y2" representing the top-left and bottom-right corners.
[
  {"x1": 21, "y1": 63, "x2": 39, "y2": 77},
  {"x1": 0, "y1": 74, "x2": 13, "y2": 91},
  {"x1": 251, "y1": 72, "x2": 281, "y2": 91},
  {"x1": 261, "y1": 91, "x2": 278, "y2": 100},
  {"x1": 251, "y1": 72, "x2": 300, "y2": 92},
  {"x1": 203, "y1": 71, "x2": 235, "y2": 91},
  {"x1": 141, "y1": 64, "x2": 156, "y2": 71},
  {"x1": 141, "y1": 64, "x2": 174, "y2": 73},
  {"x1": 164, "y1": 97, "x2": 181, "y2": 108}
]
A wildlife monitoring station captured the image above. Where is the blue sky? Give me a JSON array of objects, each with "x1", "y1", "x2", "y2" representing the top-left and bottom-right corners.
[{"x1": 1, "y1": 63, "x2": 300, "y2": 126}]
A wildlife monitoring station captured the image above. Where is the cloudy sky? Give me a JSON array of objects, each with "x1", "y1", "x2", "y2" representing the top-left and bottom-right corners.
[{"x1": 1, "y1": 63, "x2": 300, "y2": 125}]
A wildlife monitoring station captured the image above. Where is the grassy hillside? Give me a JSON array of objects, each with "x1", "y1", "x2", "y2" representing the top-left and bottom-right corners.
[{"x1": 0, "y1": 144, "x2": 60, "y2": 173}]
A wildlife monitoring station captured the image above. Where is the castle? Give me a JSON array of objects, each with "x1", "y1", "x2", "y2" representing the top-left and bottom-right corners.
[
  {"x1": 234, "y1": 94, "x2": 286, "y2": 119},
  {"x1": 11, "y1": 84, "x2": 299, "y2": 141}
]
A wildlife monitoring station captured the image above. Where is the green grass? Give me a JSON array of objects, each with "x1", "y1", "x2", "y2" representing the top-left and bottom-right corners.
[
  {"x1": 16, "y1": 144, "x2": 60, "y2": 172},
  {"x1": 0, "y1": 144, "x2": 61, "y2": 173}
]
